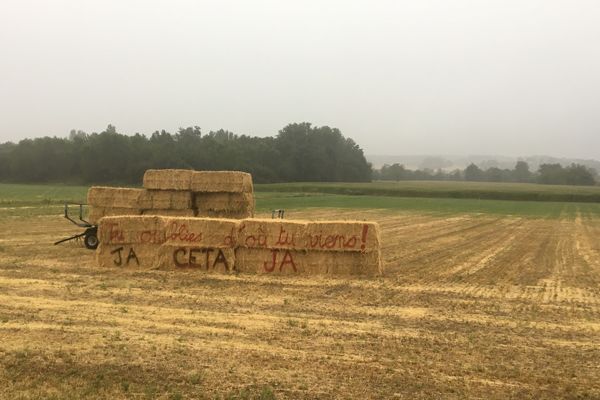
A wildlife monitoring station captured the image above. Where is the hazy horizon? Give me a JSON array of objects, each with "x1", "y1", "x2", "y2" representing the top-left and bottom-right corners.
[{"x1": 2, "y1": 0, "x2": 599, "y2": 159}]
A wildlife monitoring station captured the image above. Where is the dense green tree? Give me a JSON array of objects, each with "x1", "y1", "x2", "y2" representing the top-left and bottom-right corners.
[
  {"x1": 513, "y1": 161, "x2": 532, "y2": 182},
  {"x1": 538, "y1": 163, "x2": 566, "y2": 185},
  {"x1": 464, "y1": 163, "x2": 484, "y2": 181},
  {"x1": 380, "y1": 163, "x2": 406, "y2": 181},
  {"x1": 0, "y1": 123, "x2": 372, "y2": 184},
  {"x1": 564, "y1": 163, "x2": 596, "y2": 186}
]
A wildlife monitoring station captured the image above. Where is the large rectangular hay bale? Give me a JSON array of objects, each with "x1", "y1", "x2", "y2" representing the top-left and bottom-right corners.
[
  {"x1": 98, "y1": 215, "x2": 166, "y2": 245},
  {"x1": 87, "y1": 187, "x2": 145, "y2": 208},
  {"x1": 237, "y1": 218, "x2": 308, "y2": 250},
  {"x1": 304, "y1": 221, "x2": 381, "y2": 253},
  {"x1": 96, "y1": 243, "x2": 160, "y2": 269},
  {"x1": 234, "y1": 248, "x2": 382, "y2": 275},
  {"x1": 156, "y1": 245, "x2": 235, "y2": 272},
  {"x1": 141, "y1": 190, "x2": 193, "y2": 210},
  {"x1": 163, "y1": 217, "x2": 240, "y2": 248},
  {"x1": 143, "y1": 169, "x2": 193, "y2": 190},
  {"x1": 190, "y1": 171, "x2": 253, "y2": 193},
  {"x1": 88, "y1": 207, "x2": 141, "y2": 225}
]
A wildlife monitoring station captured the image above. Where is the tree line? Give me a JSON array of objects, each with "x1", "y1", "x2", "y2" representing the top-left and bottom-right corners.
[
  {"x1": 375, "y1": 161, "x2": 597, "y2": 186},
  {"x1": 0, "y1": 123, "x2": 372, "y2": 184}
]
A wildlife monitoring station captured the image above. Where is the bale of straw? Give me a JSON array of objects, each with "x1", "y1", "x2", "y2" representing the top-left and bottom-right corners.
[
  {"x1": 143, "y1": 169, "x2": 193, "y2": 191},
  {"x1": 234, "y1": 248, "x2": 382, "y2": 275},
  {"x1": 190, "y1": 171, "x2": 253, "y2": 193},
  {"x1": 163, "y1": 217, "x2": 240, "y2": 248},
  {"x1": 98, "y1": 215, "x2": 166, "y2": 245},
  {"x1": 194, "y1": 192, "x2": 229, "y2": 209},
  {"x1": 304, "y1": 221, "x2": 381, "y2": 252},
  {"x1": 237, "y1": 218, "x2": 308, "y2": 250},
  {"x1": 318, "y1": 250, "x2": 382, "y2": 275},
  {"x1": 155, "y1": 245, "x2": 235, "y2": 272},
  {"x1": 88, "y1": 207, "x2": 141, "y2": 225},
  {"x1": 141, "y1": 209, "x2": 196, "y2": 217},
  {"x1": 141, "y1": 190, "x2": 193, "y2": 210},
  {"x1": 87, "y1": 187, "x2": 146, "y2": 208},
  {"x1": 96, "y1": 243, "x2": 160, "y2": 270}
]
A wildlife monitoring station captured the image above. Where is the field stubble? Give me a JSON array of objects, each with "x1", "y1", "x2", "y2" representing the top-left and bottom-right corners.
[{"x1": 0, "y1": 206, "x2": 599, "y2": 398}]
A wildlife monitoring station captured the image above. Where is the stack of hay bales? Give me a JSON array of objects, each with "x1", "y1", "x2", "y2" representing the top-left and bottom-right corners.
[
  {"x1": 142, "y1": 169, "x2": 255, "y2": 218},
  {"x1": 190, "y1": 170, "x2": 254, "y2": 218},
  {"x1": 87, "y1": 169, "x2": 254, "y2": 223},
  {"x1": 96, "y1": 215, "x2": 382, "y2": 276}
]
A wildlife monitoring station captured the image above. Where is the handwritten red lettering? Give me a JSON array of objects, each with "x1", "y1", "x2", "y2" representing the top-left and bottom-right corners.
[
  {"x1": 305, "y1": 233, "x2": 360, "y2": 250},
  {"x1": 244, "y1": 229, "x2": 267, "y2": 248},
  {"x1": 172, "y1": 247, "x2": 230, "y2": 270},
  {"x1": 107, "y1": 223, "x2": 124, "y2": 244},
  {"x1": 168, "y1": 221, "x2": 203, "y2": 243},
  {"x1": 263, "y1": 249, "x2": 297, "y2": 273},
  {"x1": 275, "y1": 226, "x2": 295, "y2": 247}
]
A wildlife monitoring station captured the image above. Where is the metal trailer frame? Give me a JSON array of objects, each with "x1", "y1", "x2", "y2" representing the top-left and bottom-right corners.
[{"x1": 54, "y1": 203, "x2": 99, "y2": 250}]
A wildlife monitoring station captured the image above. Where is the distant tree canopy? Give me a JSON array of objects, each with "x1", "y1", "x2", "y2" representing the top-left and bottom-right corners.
[
  {"x1": 374, "y1": 161, "x2": 597, "y2": 186},
  {"x1": 0, "y1": 123, "x2": 372, "y2": 184}
]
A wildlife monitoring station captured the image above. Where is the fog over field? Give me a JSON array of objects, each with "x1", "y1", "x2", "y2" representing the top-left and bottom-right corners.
[{"x1": 1, "y1": 0, "x2": 599, "y2": 159}]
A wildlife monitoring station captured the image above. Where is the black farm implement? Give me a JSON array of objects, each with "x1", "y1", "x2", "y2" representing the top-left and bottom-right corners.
[{"x1": 54, "y1": 203, "x2": 98, "y2": 250}]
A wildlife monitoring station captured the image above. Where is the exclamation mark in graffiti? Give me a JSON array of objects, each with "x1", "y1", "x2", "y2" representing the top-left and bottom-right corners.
[{"x1": 360, "y1": 224, "x2": 368, "y2": 251}]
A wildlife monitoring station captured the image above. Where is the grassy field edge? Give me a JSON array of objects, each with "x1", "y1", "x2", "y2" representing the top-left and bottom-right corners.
[{"x1": 255, "y1": 180, "x2": 600, "y2": 203}]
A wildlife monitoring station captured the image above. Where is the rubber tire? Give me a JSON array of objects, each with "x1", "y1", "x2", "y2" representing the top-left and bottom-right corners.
[{"x1": 84, "y1": 232, "x2": 99, "y2": 250}]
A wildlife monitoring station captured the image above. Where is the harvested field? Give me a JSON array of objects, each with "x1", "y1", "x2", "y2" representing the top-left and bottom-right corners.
[{"x1": 0, "y1": 206, "x2": 600, "y2": 398}]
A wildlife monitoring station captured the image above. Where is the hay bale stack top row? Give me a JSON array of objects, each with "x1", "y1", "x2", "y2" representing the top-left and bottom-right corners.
[
  {"x1": 87, "y1": 169, "x2": 254, "y2": 223},
  {"x1": 143, "y1": 169, "x2": 253, "y2": 193}
]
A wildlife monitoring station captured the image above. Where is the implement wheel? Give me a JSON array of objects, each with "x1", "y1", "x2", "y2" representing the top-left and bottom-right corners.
[{"x1": 84, "y1": 227, "x2": 99, "y2": 250}]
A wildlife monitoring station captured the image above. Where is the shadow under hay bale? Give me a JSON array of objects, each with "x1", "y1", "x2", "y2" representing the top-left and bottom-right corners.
[
  {"x1": 141, "y1": 190, "x2": 193, "y2": 210},
  {"x1": 141, "y1": 209, "x2": 196, "y2": 217}
]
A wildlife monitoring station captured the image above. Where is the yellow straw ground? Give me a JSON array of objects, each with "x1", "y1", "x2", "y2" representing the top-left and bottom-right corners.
[{"x1": 0, "y1": 209, "x2": 599, "y2": 398}]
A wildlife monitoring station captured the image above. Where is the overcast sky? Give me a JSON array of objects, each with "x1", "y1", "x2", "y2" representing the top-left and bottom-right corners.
[{"x1": 1, "y1": 0, "x2": 599, "y2": 158}]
